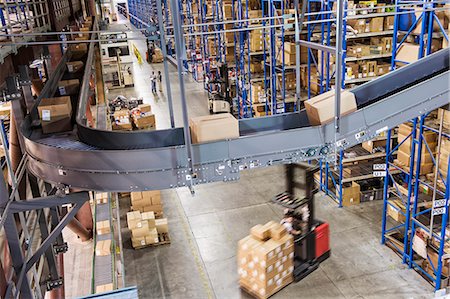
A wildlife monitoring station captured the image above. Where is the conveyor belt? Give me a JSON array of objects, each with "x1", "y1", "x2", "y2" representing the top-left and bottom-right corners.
[{"x1": 19, "y1": 25, "x2": 450, "y2": 191}]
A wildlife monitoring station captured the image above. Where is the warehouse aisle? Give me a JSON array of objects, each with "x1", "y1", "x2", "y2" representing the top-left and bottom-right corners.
[{"x1": 107, "y1": 18, "x2": 211, "y2": 129}]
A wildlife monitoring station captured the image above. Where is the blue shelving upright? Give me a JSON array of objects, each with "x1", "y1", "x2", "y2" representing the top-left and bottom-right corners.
[{"x1": 381, "y1": 1, "x2": 449, "y2": 290}]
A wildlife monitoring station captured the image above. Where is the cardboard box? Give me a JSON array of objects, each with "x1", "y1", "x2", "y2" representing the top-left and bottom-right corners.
[
  {"x1": 387, "y1": 200, "x2": 406, "y2": 222},
  {"x1": 143, "y1": 204, "x2": 163, "y2": 213},
  {"x1": 376, "y1": 63, "x2": 391, "y2": 76},
  {"x1": 362, "y1": 139, "x2": 386, "y2": 153},
  {"x1": 268, "y1": 223, "x2": 287, "y2": 241},
  {"x1": 338, "y1": 182, "x2": 360, "y2": 207},
  {"x1": 132, "y1": 236, "x2": 146, "y2": 248},
  {"x1": 145, "y1": 228, "x2": 160, "y2": 244},
  {"x1": 138, "y1": 104, "x2": 151, "y2": 113},
  {"x1": 304, "y1": 90, "x2": 357, "y2": 126},
  {"x1": 190, "y1": 113, "x2": 239, "y2": 143},
  {"x1": 58, "y1": 79, "x2": 79, "y2": 96},
  {"x1": 95, "y1": 239, "x2": 111, "y2": 256},
  {"x1": 38, "y1": 97, "x2": 72, "y2": 134},
  {"x1": 369, "y1": 17, "x2": 384, "y2": 32},
  {"x1": 252, "y1": 239, "x2": 282, "y2": 265},
  {"x1": 347, "y1": 19, "x2": 368, "y2": 34},
  {"x1": 126, "y1": 211, "x2": 142, "y2": 229},
  {"x1": 95, "y1": 192, "x2": 108, "y2": 204},
  {"x1": 398, "y1": 124, "x2": 437, "y2": 143},
  {"x1": 437, "y1": 108, "x2": 450, "y2": 125},
  {"x1": 96, "y1": 283, "x2": 113, "y2": 293},
  {"x1": 384, "y1": 16, "x2": 394, "y2": 30},
  {"x1": 347, "y1": 44, "x2": 370, "y2": 58},
  {"x1": 132, "y1": 226, "x2": 151, "y2": 239},
  {"x1": 70, "y1": 43, "x2": 88, "y2": 59},
  {"x1": 96, "y1": 220, "x2": 111, "y2": 235},
  {"x1": 141, "y1": 211, "x2": 156, "y2": 228},
  {"x1": 133, "y1": 113, "x2": 156, "y2": 129},
  {"x1": 155, "y1": 218, "x2": 169, "y2": 234},
  {"x1": 251, "y1": 224, "x2": 271, "y2": 241},
  {"x1": 66, "y1": 61, "x2": 84, "y2": 73},
  {"x1": 397, "y1": 43, "x2": 420, "y2": 63},
  {"x1": 397, "y1": 150, "x2": 434, "y2": 174}
]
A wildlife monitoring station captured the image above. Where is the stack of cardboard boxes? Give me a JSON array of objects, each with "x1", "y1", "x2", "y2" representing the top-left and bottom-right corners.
[
  {"x1": 238, "y1": 221, "x2": 294, "y2": 299},
  {"x1": 127, "y1": 210, "x2": 169, "y2": 248},
  {"x1": 251, "y1": 82, "x2": 265, "y2": 104},
  {"x1": 337, "y1": 182, "x2": 361, "y2": 207},
  {"x1": 131, "y1": 104, "x2": 156, "y2": 130},
  {"x1": 153, "y1": 48, "x2": 164, "y2": 63},
  {"x1": 396, "y1": 123, "x2": 437, "y2": 175},
  {"x1": 112, "y1": 109, "x2": 132, "y2": 131},
  {"x1": 250, "y1": 30, "x2": 270, "y2": 52},
  {"x1": 130, "y1": 191, "x2": 163, "y2": 217}
]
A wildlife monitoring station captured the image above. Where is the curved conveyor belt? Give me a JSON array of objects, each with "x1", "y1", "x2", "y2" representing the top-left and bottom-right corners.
[{"x1": 20, "y1": 27, "x2": 450, "y2": 191}]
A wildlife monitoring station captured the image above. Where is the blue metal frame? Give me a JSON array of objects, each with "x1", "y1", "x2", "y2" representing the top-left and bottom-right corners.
[{"x1": 381, "y1": 113, "x2": 450, "y2": 291}]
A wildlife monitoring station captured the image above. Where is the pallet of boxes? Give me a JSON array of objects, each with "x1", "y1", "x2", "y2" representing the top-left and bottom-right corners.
[
  {"x1": 127, "y1": 191, "x2": 170, "y2": 249},
  {"x1": 238, "y1": 221, "x2": 294, "y2": 299},
  {"x1": 131, "y1": 104, "x2": 155, "y2": 130}
]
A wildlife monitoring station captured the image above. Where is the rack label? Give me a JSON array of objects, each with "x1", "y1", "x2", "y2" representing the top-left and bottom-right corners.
[
  {"x1": 42, "y1": 110, "x2": 51, "y2": 121},
  {"x1": 373, "y1": 171, "x2": 386, "y2": 177},
  {"x1": 373, "y1": 164, "x2": 386, "y2": 170}
]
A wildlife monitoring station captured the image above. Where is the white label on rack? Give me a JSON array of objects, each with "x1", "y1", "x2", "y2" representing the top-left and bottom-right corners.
[
  {"x1": 433, "y1": 199, "x2": 446, "y2": 208},
  {"x1": 433, "y1": 208, "x2": 445, "y2": 215},
  {"x1": 373, "y1": 171, "x2": 386, "y2": 177},
  {"x1": 59, "y1": 86, "x2": 67, "y2": 95},
  {"x1": 42, "y1": 110, "x2": 51, "y2": 121},
  {"x1": 373, "y1": 164, "x2": 386, "y2": 171}
]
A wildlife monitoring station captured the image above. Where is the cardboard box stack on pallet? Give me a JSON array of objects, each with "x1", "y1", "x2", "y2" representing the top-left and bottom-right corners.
[
  {"x1": 112, "y1": 109, "x2": 132, "y2": 131},
  {"x1": 112, "y1": 104, "x2": 156, "y2": 131},
  {"x1": 130, "y1": 191, "x2": 163, "y2": 217},
  {"x1": 131, "y1": 104, "x2": 155, "y2": 130},
  {"x1": 127, "y1": 210, "x2": 170, "y2": 249},
  {"x1": 238, "y1": 221, "x2": 294, "y2": 299},
  {"x1": 395, "y1": 123, "x2": 437, "y2": 175}
]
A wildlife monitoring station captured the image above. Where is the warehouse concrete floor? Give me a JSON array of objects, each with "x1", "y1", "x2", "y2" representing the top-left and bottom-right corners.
[
  {"x1": 67, "y1": 16, "x2": 434, "y2": 299},
  {"x1": 120, "y1": 166, "x2": 433, "y2": 299}
]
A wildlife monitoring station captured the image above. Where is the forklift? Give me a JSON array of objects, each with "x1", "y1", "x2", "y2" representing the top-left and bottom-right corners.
[
  {"x1": 273, "y1": 163, "x2": 331, "y2": 281},
  {"x1": 208, "y1": 63, "x2": 232, "y2": 114}
]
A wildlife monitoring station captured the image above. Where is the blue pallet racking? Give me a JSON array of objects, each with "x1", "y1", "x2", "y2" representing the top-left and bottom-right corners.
[{"x1": 381, "y1": 0, "x2": 449, "y2": 290}]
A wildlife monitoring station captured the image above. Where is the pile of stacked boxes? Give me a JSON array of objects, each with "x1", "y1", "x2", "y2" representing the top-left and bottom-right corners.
[
  {"x1": 238, "y1": 221, "x2": 294, "y2": 299},
  {"x1": 127, "y1": 211, "x2": 169, "y2": 248},
  {"x1": 127, "y1": 190, "x2": 169, "y2": 249},
  {"x1": 112, "y1": 104, "x2": 155, "y2": 131}
]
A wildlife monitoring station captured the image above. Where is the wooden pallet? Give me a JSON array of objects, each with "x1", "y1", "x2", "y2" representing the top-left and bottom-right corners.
[{"x1": 132, "y1": 233, "x2": 171, "y2": 250}]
